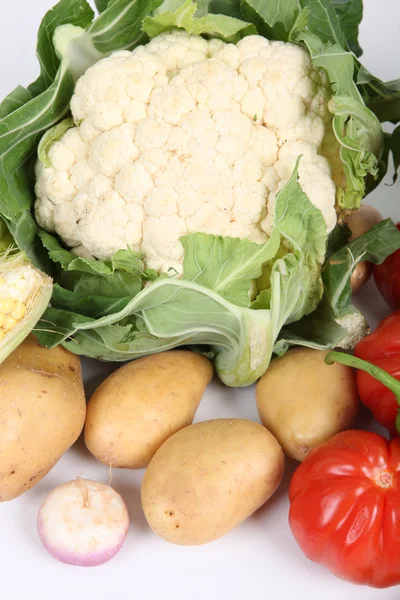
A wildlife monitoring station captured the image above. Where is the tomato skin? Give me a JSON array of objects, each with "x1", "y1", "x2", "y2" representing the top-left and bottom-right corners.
[
  {"x1": 373, "y1": 224, "x2": 400, "y2": 309},
  {"x1": 289, "y1": 430, "x2": 400, "y2": 588},
  {"x1": 354, "y1": 312, "x2": 400, "y2": 435}
]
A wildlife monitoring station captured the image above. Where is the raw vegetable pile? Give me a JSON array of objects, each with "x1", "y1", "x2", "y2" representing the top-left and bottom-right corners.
[
  {"x1": 3, "y1": 0, "x2": 400, "y2": 590},
  {"x1": 0, "y1": 0, "x2": 400, "y2": 385}
]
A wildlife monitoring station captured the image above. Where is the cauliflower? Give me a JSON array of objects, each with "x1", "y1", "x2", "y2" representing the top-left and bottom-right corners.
[{"x1": 35, "y1": 31, "x2": 339, "y2": 274}]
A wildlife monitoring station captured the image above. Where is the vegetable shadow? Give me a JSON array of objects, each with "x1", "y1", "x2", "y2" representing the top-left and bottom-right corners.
[
  {"x1": 18, "y1": 482, "x2": 56, "y2": 551},
  {"x1": 196, "y1": 375, "x2": 260, "y2": 422},
  {"x1": 113, "y1": 480, "x2": 150, "y2": 534},
  {"x1": 252, "y1": 457, "x2": 298, "y2": 521},
  {"x1": 68, "y1": 432, "x2": 93, "y2": 461},
  {"x1": 81, "y1": 357, "x2": 118, "y2": 399},
  {"x1": 355, "y1": 403, "x2": 389, "y2": 438},
  {"x1": 247, "y1": 457, "x2": 301, "y2": 564}
]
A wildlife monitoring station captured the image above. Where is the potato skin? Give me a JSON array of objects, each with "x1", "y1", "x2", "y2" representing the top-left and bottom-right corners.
[
  {"x1": 0, "y1": 335, "x2": 86, "y2": 502},
  {"x1": 347, "y1": 204, "x2": 382, "y2": 241},
  {"x1": 84, "y1": 351, "x2": 213, "y2": 469},
  {"x1": 141, "y1": 418, "x2": 284, "y2": 545},
  {"x1": 351, "y1": 261, "x2": 372, "y2": 293},
  {"x1": 256, "y1": 348, "x2": 359, "y2": 462},
  {"x1": 347, "y1": 205, "x2": 382, "y2": 293}
]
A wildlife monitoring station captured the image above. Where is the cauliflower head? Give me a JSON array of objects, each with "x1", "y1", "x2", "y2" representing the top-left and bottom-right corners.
[{"x1": 35, "y1": 31, "x2": 339, "y2": 273}]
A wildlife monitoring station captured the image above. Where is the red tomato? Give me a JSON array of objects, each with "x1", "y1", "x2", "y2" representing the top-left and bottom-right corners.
[
  {"x1": 355, "y1": 311, "x2": 400, "y2": 436},
  {"x1": 289, "y1": 430, "x2": 400, "y2": 588},
  {"x1": 373, "y1": 223, "x2": 400, "y2": 309}
]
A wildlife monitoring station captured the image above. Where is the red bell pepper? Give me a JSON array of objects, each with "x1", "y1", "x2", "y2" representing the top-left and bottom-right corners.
[
  {"x1": 354, "y1": 312, "x2": 400, "y2": 435},
  {"x1": 373, "y1": 223, "x2": 400, "y2": 309},
  {"x1": 289, "y1": 429, "x2": 400, "y2": 588}
]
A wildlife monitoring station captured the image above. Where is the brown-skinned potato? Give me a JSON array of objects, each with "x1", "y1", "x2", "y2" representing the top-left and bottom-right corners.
[
  {"x1": 347, "y1": 205, "x2": 382, "y2": 293},
  {"x1": 141, "y1": 418, "x2": 284, "y2": 545},
  {"x1": 85, "y1": 350, "x2": 213, "y2": 469},
  {"x1": 350, "y1": 260, "x2": 372, "y2": 293},
  {"x1": 0, "y1": 335, "x2": 86, "y2": 501},
  {"x1": 256, "y1": 348, "x2": 359, "y2": 462}
]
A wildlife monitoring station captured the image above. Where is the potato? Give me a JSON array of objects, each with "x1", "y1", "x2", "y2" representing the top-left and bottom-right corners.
[
  {"x1": 256, "y1": 348, "x2": 359, "y2": 462},
  {"x1": 350, "y1": 260, "x2": 372, "y2": 293},
  {"x1": 141, "y1": 418, "x2": 284, "y2": 545},
  {"x1": 84, "y1": 351, "x2": 213, "y2": 469},
  {"x1": 347, "y1": 204, "x2": 382, "y2": 241},
  {"x1": 0, "y1": 335, "x2": 86, "y2": 502},
  {"x1": 347, "y1": 205, "x2": 382, "y2": 293}
]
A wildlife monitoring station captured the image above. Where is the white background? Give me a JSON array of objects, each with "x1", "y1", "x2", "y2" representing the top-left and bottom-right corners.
[{"x1": 1, "y1": 2, "x2": 400, "y2": 599}]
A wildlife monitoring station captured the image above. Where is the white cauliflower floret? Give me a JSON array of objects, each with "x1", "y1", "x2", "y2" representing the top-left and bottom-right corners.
[{"x1": 35, "y1": 31, "x2": 341, "y2": 273}]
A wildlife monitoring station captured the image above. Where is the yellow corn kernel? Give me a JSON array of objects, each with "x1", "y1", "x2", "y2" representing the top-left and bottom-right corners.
[
  {"x1": 0, "y1": 330, "x2": 4, "y2": 341},
  {"x1": 2, "y1": 315, "x2": 17, "y2": 331},
  {"x1": 0, "y1": 277, "x2": 5, "y2": 286},
  {"x1": 11, "y1": 301, "x2": 26, "y2": 321},
  {"x1": 0, "y1": 298, "x2": 15, "y2": 314},
  {"x1": 0, "y1": 314, "x2": 5, "y2": 328}
]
